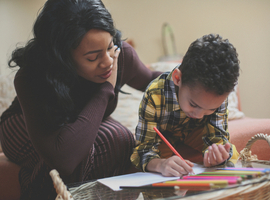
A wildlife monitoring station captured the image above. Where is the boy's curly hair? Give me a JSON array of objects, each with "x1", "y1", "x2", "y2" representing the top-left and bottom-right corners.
[{"x1": 179, "y1": 34, "x2": 240, "y2": 95}]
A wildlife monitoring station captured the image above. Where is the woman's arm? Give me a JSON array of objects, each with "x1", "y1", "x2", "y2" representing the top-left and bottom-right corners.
[{"x1": 15, "y1": 68, "x2": 115, "y2": 176}]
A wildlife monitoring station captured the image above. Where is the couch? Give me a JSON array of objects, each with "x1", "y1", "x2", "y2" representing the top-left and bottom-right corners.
[{"x1": 1, "y1": 64, "x2": 270, "y2": 200}]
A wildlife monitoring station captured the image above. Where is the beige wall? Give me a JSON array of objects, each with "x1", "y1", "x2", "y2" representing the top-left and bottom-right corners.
[
  {"x1": 0, "y1": 0, "x2": 47, "y2": 74},
  {"x1": 1, "y1": 0, "x2": 270, "y2": 118},
  {"x1": 103, "y1": 0, "x2": 270, "y2": 119}
]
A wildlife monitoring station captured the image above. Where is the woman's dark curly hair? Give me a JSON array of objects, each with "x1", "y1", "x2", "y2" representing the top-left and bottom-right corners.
[
  {"x1": 179, "y1": 34, "x2": 240, "y2": 95},
  {"x1": 8, "y1": 0, "x2": 122, "y2": 127}
]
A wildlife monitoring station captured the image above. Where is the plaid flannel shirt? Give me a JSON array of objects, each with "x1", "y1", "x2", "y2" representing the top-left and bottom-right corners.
[{"x1": 131, "y1": 68, "x2": 234, "y2": 171}]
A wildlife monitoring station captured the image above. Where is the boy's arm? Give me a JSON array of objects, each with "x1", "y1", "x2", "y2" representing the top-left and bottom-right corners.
[
  {"x1": 130, "y1": 87, "x2": 163, "y2": 172},
  {"x1": 201, "y1": 98, "x2": 238, "y2": 164},
  {"x1": 131, "y1": 104, "x2": 194, "y2": 175}
]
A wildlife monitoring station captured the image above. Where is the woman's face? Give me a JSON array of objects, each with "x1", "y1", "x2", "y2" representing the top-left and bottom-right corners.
[{"x1": 72, "y1": 29, "x2": 116, "y2": 83}]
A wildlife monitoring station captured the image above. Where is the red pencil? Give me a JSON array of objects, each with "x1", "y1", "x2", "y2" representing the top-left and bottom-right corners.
[
  {"x1": 153, "y1": 182, "x2": 213, "y2": 187},
  {"x1": 182, "y1": 176, "x2": 242, "y2": 183},
  {"x1": 153, "y1": 127, "x2": 185, "y2": 161}
]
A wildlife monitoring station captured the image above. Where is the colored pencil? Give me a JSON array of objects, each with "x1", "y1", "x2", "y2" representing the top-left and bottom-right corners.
[
  {"x1": 177, "y1": 178, "x2": 239, "y2": 185},
  {"x1": 183, "y1": 175, "x2": 241, "y2": 179},
  {"x1": 152, "y1": 182, "x2": 213, "y2": 187},
  {"x1": 182, "y1": 176, "x2": 242, "y2": 183},
  {"x1": 166, "y1": 180, "x2": 232, "y2": 185},
  {"x1": 199, "y1": 171, "x2": 260, "y2": 177},
  {"x1": 153, "y1": 127, "x2": 185, "y2": 161},
  {"x1": 195, "y1": 174, "x2": 254, "y2": 180},
  {"x1": 151, "y1": 184, "x2": 212, "y2": 191},
  {"x1": 120, "y1": 186, "x2": 179, "y2": 190},
  {"x1": 217, "y1": 167, "x2": 270, "y2": 173},
  {"x1": 214, "y1": 170, "x2": 263, "y2": 176}
]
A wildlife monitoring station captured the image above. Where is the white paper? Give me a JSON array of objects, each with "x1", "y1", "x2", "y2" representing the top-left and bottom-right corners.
[
  {"x1": 97, "y1": 163, "x2": 215, "y2": 191},
  {"x1": 97, "y1": 172, "x2": 178, "y2": 191},
  {"x1": 192, "y1": 163, "x2": 216, "y2": 174}
]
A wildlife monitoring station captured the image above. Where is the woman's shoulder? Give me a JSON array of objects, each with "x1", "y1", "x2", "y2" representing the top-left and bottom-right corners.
[
  {"x1": 121, "y1": 41, "x2": 138, "y2": 59},
  {"x1": 121, "y1": 41, "x2": 133, "y2": 50},
  {"x1": 13, "y1": 68, "x2": 30, "y2": 89},
  {"x1": 14, "y1": 67, "x2": 46, "y2": 100},
  {"x1": 14, "y1": 67, "x2": 42, "y2": 85},
  {"x1": 14, "y1": 67, "x2": 32, "y2": 80}
]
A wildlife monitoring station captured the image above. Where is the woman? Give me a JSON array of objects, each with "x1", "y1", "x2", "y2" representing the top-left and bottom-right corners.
[{"x1": 0, "y1": 0, "x2": 161, "y2": 199}]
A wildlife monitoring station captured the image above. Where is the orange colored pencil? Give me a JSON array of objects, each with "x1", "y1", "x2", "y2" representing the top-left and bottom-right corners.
[{"x1": 153, "y1": 127, "x2": 185, "y2": 161}]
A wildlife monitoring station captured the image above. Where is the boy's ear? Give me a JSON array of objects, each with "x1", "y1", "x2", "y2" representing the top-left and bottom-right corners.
[{"x1": 172, "y1": 68, "x2": 182, "y2": 86}]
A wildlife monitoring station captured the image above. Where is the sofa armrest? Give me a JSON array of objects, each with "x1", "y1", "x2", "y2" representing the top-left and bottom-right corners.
[
  {"x1": 229, "y1": 117, "x2": 270, "y2": 161},
  {"x1": 0, "y1": 153, "x2": 21, "y2": 200}
]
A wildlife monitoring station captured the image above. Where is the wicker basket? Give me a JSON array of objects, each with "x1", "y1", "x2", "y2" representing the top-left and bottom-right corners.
[{"x1": 238, "y1": 133, "x2": 270, "y2": 166}]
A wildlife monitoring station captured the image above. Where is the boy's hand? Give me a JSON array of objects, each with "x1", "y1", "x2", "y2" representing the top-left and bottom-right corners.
[
  {"x1": 203, "y1": 143, "x2": 231, "y2": 167},
  {"x1": 147, "y1": 156, "x2": 194, "y2": 177}
]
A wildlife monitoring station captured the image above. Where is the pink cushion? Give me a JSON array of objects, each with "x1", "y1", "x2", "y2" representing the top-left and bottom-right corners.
[
  {"x1": 229, "y1": 117, "x2": 270, "y2": 161},
  {"x1": 0, "y1": 152, "x2": 21, "y2": 200}
]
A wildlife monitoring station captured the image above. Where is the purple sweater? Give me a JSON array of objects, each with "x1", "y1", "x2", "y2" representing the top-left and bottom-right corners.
[{"x1": 9, "y1": 42, "x2": 161, "y2": 175}]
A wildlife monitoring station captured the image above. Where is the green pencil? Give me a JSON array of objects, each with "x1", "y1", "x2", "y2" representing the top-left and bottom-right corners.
[
  {"x1": 200, "y1": 171, "x2": 260, "y2": 178},
  {"x1": 195, "y1": 174, "x2": 253, "y2": 180}
]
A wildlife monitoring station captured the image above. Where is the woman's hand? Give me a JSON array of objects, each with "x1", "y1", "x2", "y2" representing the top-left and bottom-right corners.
[
  {"x1": 204, "y1": 143, "x2": 231, "y2": 167},
  {"x1": 106, "y1": 46, "x2": 120, "y2": 88},
  {"x1": 146, "y1": 156, "x2": 194, "y2": 177}
]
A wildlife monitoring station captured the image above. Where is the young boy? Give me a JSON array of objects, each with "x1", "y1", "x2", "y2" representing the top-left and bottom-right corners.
[{"x1": 131, "y1": 34, "x2": 240, "y2": 177}]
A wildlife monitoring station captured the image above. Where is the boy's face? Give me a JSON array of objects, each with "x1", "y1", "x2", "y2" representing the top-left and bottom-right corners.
[{"x1": 172, "y1": 69, "x2": 229, "y2": 119}]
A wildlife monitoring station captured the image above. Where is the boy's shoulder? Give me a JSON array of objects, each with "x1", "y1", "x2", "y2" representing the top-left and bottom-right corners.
[
  {"x1": 147, "y1": 70, "x2": 173, "y2": 92},
  {"x1": 144, "y1": 70, "x2": 176, "y2": 108}
]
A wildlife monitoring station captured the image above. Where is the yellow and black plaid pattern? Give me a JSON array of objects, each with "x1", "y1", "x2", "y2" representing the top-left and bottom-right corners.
[{"x1": 131, "y1": 68, "x2": 238, "y2": 171}]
